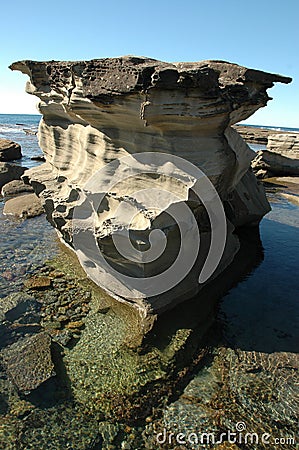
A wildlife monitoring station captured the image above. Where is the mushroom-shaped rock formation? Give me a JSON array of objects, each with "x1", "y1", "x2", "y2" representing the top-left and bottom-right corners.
[{"x1": 10, "y1": 56, "x2": 291, "y2": 320}]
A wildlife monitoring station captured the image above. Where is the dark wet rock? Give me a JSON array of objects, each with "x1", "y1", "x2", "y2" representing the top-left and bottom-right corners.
[
  {"x1": 3, "y1": 193, "x2": 44, "y2": 218},
  {"x1": 0, "y1": 139, "x2": 22, "y2": 162},
  {"x1": 0, "y1": 292, "x2": 37, "y2": 323},
  {"x1": 24, "y1": 275, "x2": 52, "y2": 289},
  {"x1": 0, "y1": 332, "x2": 55, "y2": 393},
  {"x1": 3, "y1": 403, "x2": 100, "y2": 449},
  {"x1": 0, "y1": 162, "x2": 27, "y2": 189},
  {"x1": 1, "y1": 179, "x2": 34, "y2": 196},
  {"x1": 31, "y1": 155, "x2": 46, "y2": 162},
  {"x1": 23, "y1": 128, "x2": 38, "y2": 136},
  {"x1": 0, "y1": 292, "x2": 41, "y2": 349}
]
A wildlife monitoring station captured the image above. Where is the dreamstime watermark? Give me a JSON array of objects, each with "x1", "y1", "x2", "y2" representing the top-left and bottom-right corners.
[
  {"x1": 155, "y1": 422, "x2": 296, "y2": 446},
  {"x1": 72, "y1": 152, "x2": 227, "y2": 298}
]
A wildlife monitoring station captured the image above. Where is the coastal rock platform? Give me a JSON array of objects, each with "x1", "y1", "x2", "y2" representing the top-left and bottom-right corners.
[{"x1": 252, "y1": 132, "x2": 299, "y2": 178}]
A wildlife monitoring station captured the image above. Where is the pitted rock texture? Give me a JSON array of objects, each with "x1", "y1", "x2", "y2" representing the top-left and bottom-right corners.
[{"x1": 10, "y1": 56, "x2": 291, "y2": 316}]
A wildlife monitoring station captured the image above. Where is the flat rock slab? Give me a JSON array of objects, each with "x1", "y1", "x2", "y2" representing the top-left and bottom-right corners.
[
  {"x1": 0, "y1": 139, "x2": 22, "y2": 162},
  {"x1": 0, "y1": 332, "x2": 55, "y2": 392},
  {"x1": 1, "y1": 179, "x2": 33, "y2": 196},
  {"x1": 0, "y1": 162, "x2": 27, "y2": 189},
  {"x1": 0, "y1": 292, "x2": 37, "y2": 322},
  {"x1": 3, "y1": 193, "x2": 44, "y2": 218},
  {"x1": 24, "y1": 276, "x2": 52, "y2": 289}
]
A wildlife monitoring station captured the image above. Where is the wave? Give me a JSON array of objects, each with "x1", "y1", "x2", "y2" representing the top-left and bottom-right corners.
[
  {"x1": 0, "y1": 125, "x2": 38, "y2": 135},
  {"x1": 0, "y1": 126, "x2": 24, "y2": 134},
  {"x1": 243, "y1": 124, "x2": 299, "y2": 133}
]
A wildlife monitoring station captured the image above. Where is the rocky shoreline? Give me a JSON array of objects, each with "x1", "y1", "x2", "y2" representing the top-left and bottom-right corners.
[
  {"x1": 232, "y1": 124, "x2": 299, "y2": 180},
  {"x1": 0, "y1": 60, "x2": 298, "y2": 449},
  {"x1": 0, "y1": 216, "x2": 298, "y2": 449},
  {"x1": 233, "y1": 124, "x2": 297, "y2": 145}
]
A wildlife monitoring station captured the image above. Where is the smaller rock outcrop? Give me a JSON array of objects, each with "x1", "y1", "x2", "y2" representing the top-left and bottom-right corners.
[
  {"x1": 1, "y1": 179, "x2": 34, "y2": 196},
  {"x1": 252, "y1": 133, "x2": 299, "y2": 178},
  {"x1": 0, "y1": 139, "x2": 22, "y2": 161},
  {"x1": 3, "y1": 193, "x2": 44, "y2": 218},
  {"x1": 0, "y1": 162, "x2": 27, "y2": 189},
  {"x1": 268, "y1": 133, "x2": 299, "y2": 155}
]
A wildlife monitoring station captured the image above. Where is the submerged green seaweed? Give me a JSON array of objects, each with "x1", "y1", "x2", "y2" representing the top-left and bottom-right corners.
[{"x1": 0, "y1": 195, "x2": 298, "y2": 449}]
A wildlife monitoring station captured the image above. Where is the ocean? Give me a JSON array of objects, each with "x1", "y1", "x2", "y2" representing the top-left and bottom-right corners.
[
  {"x1": 0, "y1": 114, "x2": 58, "y2": 298},
  {"x1": 0, "y1": 114, "x2": 298, "y2": 449}
]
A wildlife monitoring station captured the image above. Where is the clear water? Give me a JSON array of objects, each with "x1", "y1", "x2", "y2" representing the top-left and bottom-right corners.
[
  {"x1": 0, "y1": 113, "x2": 42, "y2": 168},
  {"x1": 0, "y1": 114, "x2": 59, "y2": 298},
  {"x1": 0, "y1": 116, "x2": 298, "y2": 449},
  {"x1": 220, "y1": 199, "x2": 299, "y2": 354},
  {"x1": 248, "y1": 142, "x2": 267, "y2": 152}
]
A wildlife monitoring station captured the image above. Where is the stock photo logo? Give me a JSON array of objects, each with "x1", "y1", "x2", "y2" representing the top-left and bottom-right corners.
[{"x1": 72, "y1": 152, "x2": 227, "y2": 300}]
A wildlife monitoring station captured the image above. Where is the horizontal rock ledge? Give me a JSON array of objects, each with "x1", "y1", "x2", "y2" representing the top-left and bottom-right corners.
[{"x1": 10, "y1": 56, "x2": 291, "y2": 320}]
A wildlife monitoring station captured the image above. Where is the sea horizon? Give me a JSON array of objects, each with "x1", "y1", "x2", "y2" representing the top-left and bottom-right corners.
[{"x1": 0, "y1": 112, "x2": 298, "y2": 133}]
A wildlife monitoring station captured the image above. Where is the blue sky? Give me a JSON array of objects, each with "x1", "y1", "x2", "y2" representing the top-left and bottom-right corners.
[{"x1": 0, "y1": 0, "x2": 298, "y2": 127}]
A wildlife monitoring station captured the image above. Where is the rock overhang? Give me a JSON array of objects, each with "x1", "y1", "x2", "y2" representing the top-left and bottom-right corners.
[{"x1": 8, "y1": 56, "x2": 291, "y2": 319}]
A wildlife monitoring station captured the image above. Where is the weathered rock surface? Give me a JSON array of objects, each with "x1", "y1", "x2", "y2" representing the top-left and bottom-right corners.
[
  {"x1": 1, "y1": 179, "x2": 34, "y2": 196},
  {"x1": 0, "y1": 332, "x2": 55, "y2": 392},
  {"x1": 24, "y1": 275, "x2": 52, "y2": 289},
  {"x1": 3, "y1": 193, "x2": 44, "y2": 218},
  {"x1": 0, "y1": 162, "x2": 27, "y2": 189},
  {"x1": 0, "y1": 139, "x2": 22, "y2": 162},
  {"x1": 252, "y1": 133, "x2": 299, "y2": 177},
  {"x1": 268, "y1": 133, "x2": 299, "y2": 154},
  {"x1": 10, "y1": 56, "x2": 291, "y2": 317}
]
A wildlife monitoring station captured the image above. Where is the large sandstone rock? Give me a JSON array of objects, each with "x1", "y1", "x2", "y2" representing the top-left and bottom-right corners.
[
  {"x1": 0, "y1": 162, "x2": 27, "y2": 189},
  {"x1": 3, "y1": 193, "x2": 44, "y2": 218},
  {"x1": 10, "y1": 56, "x2": 291, "y2": 317},
  {"x1": 0, "y1": 139, "x2": 22, "y2": 162},
  {"x1": 1, "y1": 179, "x2": 34, "y2": 196},
  {"x1": 252, "y1": 133, "x2": 299, "y2": 177}
]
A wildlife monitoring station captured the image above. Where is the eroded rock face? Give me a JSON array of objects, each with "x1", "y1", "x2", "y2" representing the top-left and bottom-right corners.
[{"x1": 10, "y1": 56, "x2": 291, "y2": 317}]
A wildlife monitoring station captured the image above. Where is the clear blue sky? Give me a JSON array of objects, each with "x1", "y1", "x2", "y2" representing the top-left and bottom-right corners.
[{"x1": 0, "y1": 0, "x2": 298, "y2": 127}]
